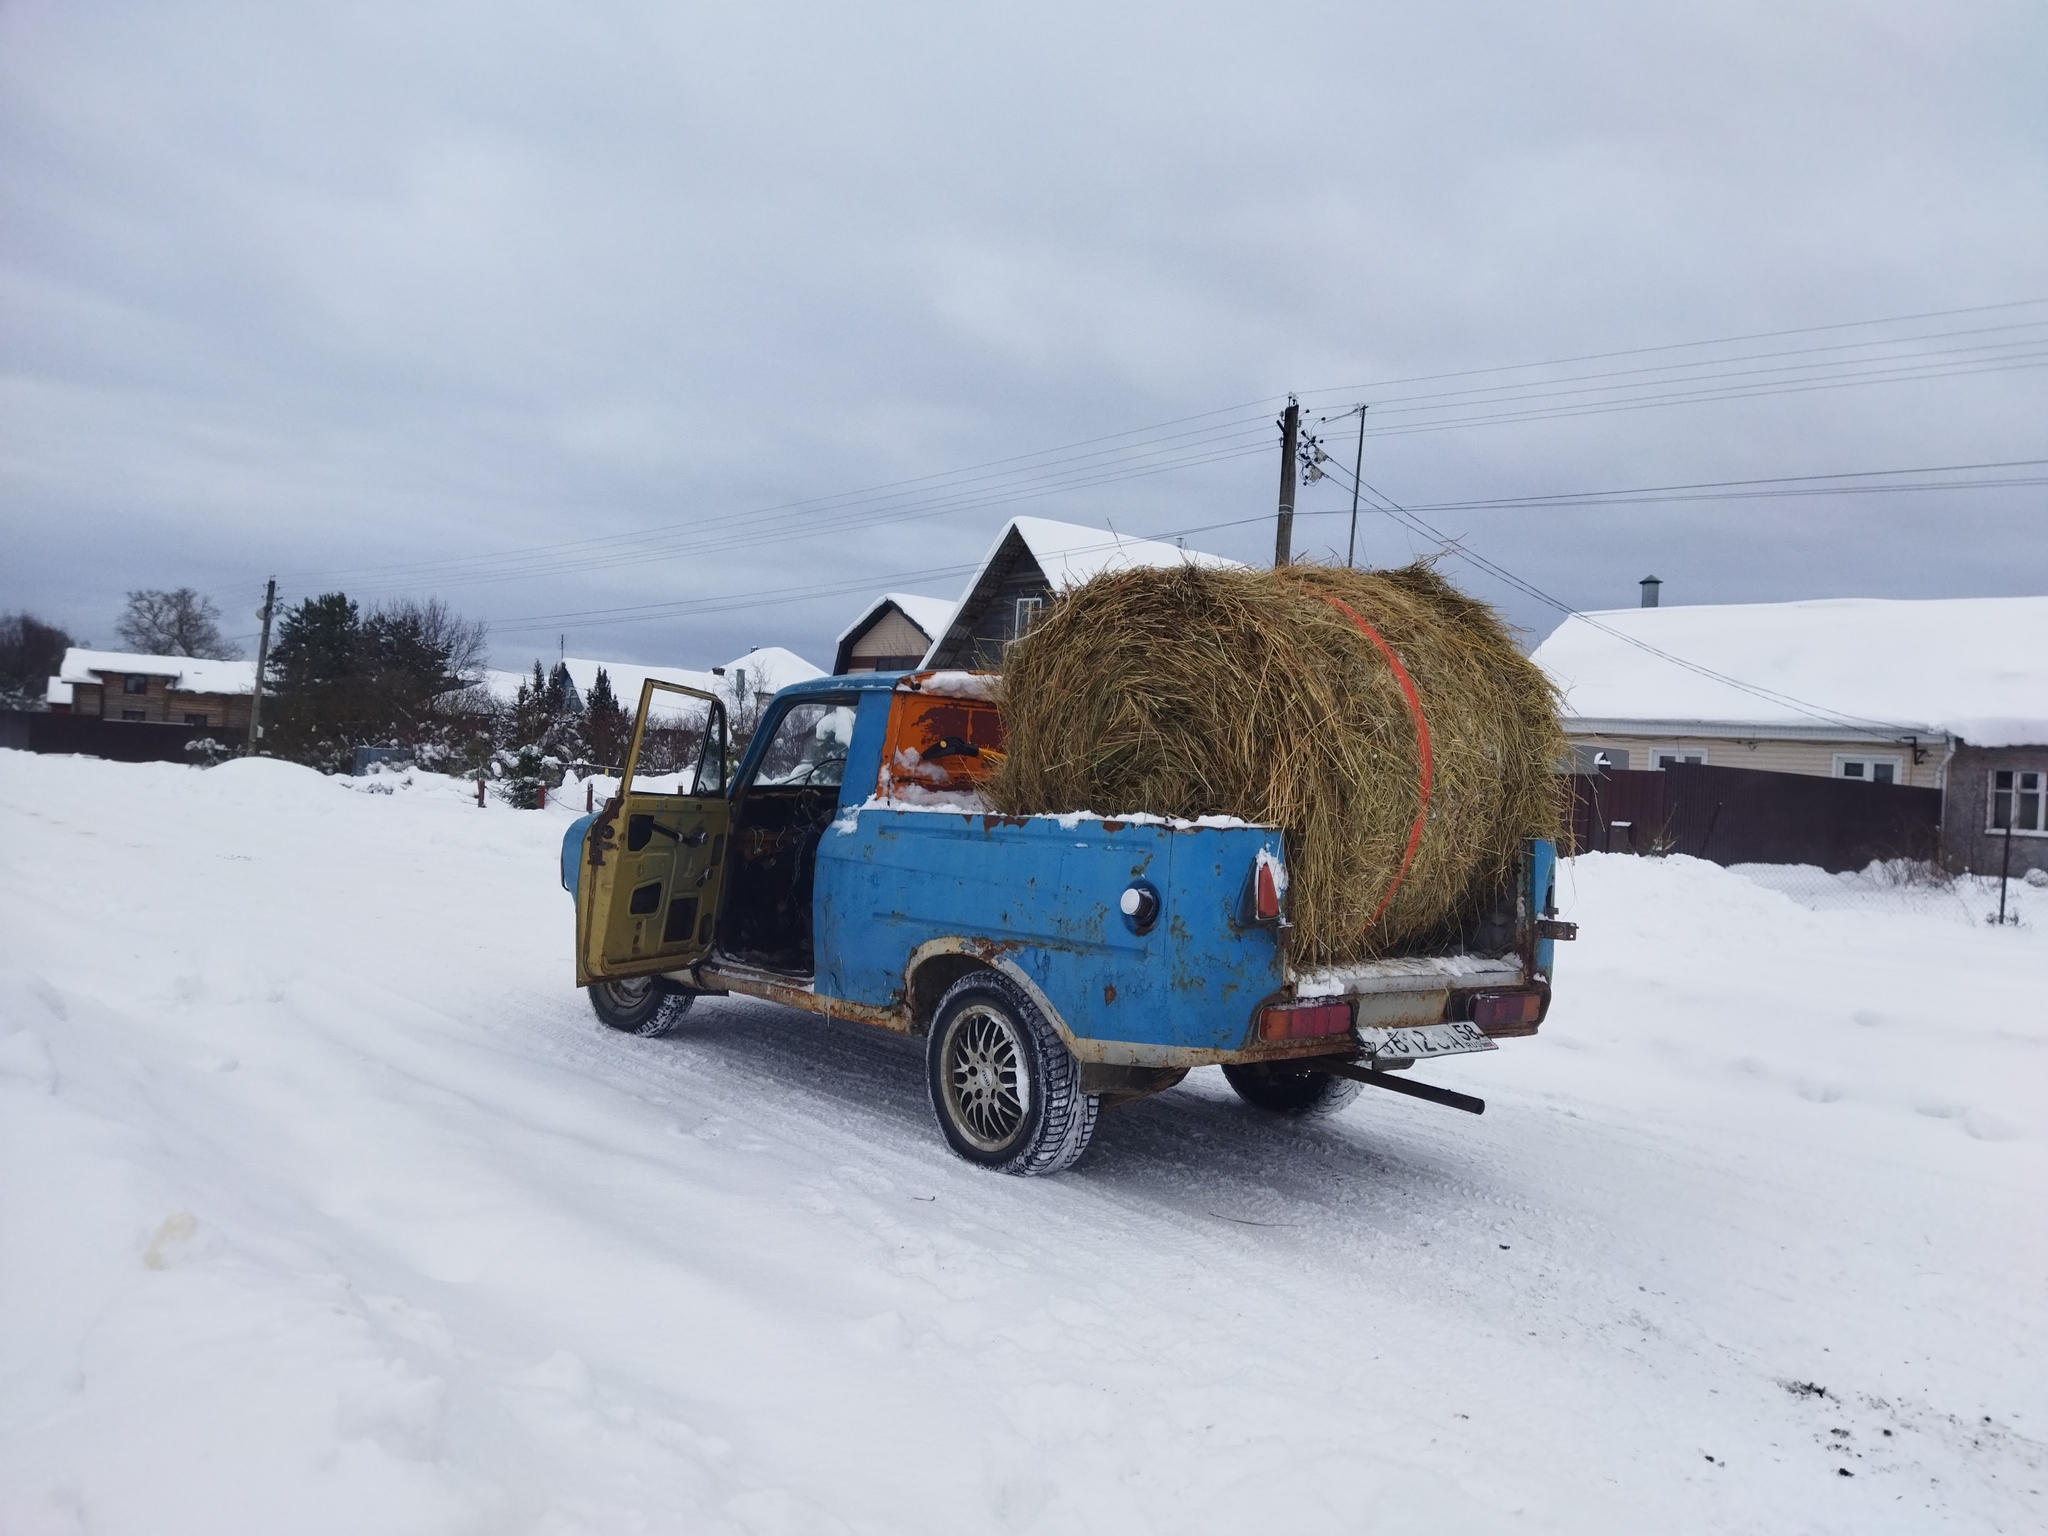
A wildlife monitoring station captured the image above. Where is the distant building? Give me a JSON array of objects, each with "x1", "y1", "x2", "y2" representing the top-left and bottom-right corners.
[
  {"x1": 476, "y1": 646, "x2": 825, "y2": 716},
  {"x1": 832, "y1": 593, "x2": 956, "y2": 675},
  {"x1": 921, "y1": 517, "x2": 1242, "y2": 671},
  {"x1": 1531, "y1": 595, "x2": 2048, "y2": 875},
  {"x1": 51, "y1": 648, "x2": 256, "y2": 731}
]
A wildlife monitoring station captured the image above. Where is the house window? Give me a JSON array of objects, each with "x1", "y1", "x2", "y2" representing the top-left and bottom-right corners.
[
  {"x1": 1650, "y1": 748, "x2": 1706, "y2": 769},
  {"x1": 121, "y1": 709, "x2": 145, "y2": 722},
  {"x1": 1990, "y1": 769, "x2": 2045, "y2": 834},
  {"x1": 123, "y1": 674, "x2": 149, "y2": 694},
  {"x1": 1012, "y1": 596, "x2": 1044, "y2": 637},
  {"x1": 184, "y1": 713, "x2": 210, "y2": 727},
  {"x1": 1834, "y1": 754, "x2": 1903, "y2": 785}
]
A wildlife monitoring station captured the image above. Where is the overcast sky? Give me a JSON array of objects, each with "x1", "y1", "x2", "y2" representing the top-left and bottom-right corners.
[{"x1": 3, "y1": 0, "x2": 2043, "y2": 674}]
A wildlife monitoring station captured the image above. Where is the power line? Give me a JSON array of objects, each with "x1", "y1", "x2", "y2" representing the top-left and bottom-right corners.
[
  {"x1": 275, "y1": 300, "x2": 2048, "y2": 596},
  {"x1": 1306, "y1": 295, "x2": 2048, "y2": 395},
  {"x1": 1312, "y1": 457, "x2": 1930, "y2": 741}
]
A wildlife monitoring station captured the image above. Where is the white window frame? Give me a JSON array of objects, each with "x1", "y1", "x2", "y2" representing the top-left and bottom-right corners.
[
  {"x1": 1988, "y1": 767, "x2": 2047, "y2": 837},
  {"x1": 1832, "y1": 753, "x2": 1905, "y2": 786},
  {"x1": 1012, "y1": 596, "x2": 1044, "y2": 638},
  {"x1": 1649, "y1": 747, "x2": 1708, "y2": 769}
]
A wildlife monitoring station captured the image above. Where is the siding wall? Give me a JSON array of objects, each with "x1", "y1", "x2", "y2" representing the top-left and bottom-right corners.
[
  {"x1": 74, "y1": 674, "x2": 249, "y2": 730},
  {"x1": 1567, "y1": 732, "x2": 1944, "y2": 789},
  {"x1": 1945, "y1": 743, "x2": 2048, "y2": 877},
  {"x1": 847, "y1": 609, "x2": 932, "y2": 669}
]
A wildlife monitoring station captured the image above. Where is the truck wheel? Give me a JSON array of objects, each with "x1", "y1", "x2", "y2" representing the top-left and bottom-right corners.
[
  {"x1": 1222, "y1": 1061, "x2": 1363, "y2": 1119},
  {"x1": 587, "y1": 976, "x2": 694, "y2": 1037},
  {"x1": 926, "y1": 971, "x2": 1099, "y2": 1176}
]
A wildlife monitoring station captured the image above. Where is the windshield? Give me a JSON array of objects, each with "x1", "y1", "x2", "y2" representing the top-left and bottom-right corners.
[{"x1": 754, "y1": 702, "x2": 858, "y2": 787}]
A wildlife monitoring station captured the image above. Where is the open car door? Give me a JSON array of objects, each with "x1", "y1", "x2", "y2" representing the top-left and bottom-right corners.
[{"x1": 575, "y1": 679, "x2": 730, "y2": 988}]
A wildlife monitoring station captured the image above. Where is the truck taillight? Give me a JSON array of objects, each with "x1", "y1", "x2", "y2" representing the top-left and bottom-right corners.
[
  {"x1": 1258, "y1": 1000, "x2": 1352, "y2": 1041},
  {"x1": 1466, "y1": 991, "x2": 1543, "y2": 1028},
  {"x1": 1255, "y1": 861, "x2": 1281, "y2": 922}
]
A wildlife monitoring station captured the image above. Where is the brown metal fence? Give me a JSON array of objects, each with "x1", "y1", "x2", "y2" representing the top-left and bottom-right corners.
[
  {"x1": 0, "y1": 710, "x2": 224, "y2": 763},
  {"x1": 1567, "y1": 763, "x2": 1943, "y2": 873}
]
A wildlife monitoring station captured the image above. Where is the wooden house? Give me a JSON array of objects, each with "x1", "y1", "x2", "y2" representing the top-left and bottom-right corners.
[
  {"x1": 920, "y1": 517, "x2": 1241, "y2": 671},
  {"x1": 52, "y1": 648, "x2": 256, "y2": 731}
]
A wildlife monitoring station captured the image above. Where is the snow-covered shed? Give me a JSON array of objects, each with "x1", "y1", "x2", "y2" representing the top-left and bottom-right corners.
[
  {"x1": 53, "y1": 648, "x2": 257, "y2": 731},
  {"x1": 1531, "y1": 595, "x2": 2048, "y2": 874},
  {"x1": 831, "y1": 593, "x2": 956, "y2": 675},
  {"x1": 920, "y1": 517, "x2": 1242, "y2": 671}
]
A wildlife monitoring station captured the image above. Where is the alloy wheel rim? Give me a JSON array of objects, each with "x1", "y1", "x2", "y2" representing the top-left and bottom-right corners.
[
  {"x1": 943, "y1": 1005, "x2": 1029, "y2": 1151},
  {"x1": 603, "y1": 976, "x2": 654, "y2": 1008}
]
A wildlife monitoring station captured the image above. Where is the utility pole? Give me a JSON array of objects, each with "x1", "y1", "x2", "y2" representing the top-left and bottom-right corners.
[
  {"x1": 245, "y1": 578, "x2": 276, "y2": 756},
  {"x1": 1343, "y1": 404, "x2": 1368, "y2": 568},
  {"x1": 1273, "y1": 395, "x2": 1299, "y2": 566}
]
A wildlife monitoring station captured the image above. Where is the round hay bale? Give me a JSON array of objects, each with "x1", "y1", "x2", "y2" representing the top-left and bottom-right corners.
[{"x1": 989, "y1": 560, "x2": 1566, "y2": 966}]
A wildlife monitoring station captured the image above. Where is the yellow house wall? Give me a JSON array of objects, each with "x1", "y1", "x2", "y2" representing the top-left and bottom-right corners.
[
  {"x1": 849, "y1": 609, "x2": 932, "y2": 665},
  {"x1": 1567, "y1": 732, "x2": 1943, "y2": 789}
]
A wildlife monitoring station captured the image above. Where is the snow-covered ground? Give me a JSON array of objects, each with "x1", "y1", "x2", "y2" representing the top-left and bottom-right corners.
[{"x1": 2, "y1": 750, "x2": 2043, "y2": 1535}]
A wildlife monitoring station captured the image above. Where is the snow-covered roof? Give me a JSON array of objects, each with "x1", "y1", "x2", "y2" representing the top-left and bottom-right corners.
[
  {"x1": 56, "y1": 647, "x2": 256, "y2": 695},
  {"x1": 46, "y1": 677, "x2": 73, "y2": 707},
  {"x1": 1531, "y1": 596, "x2": 2048, "y2": 747},
  {"x1": 1001, "y1": 516, "x2": 1241, "y2": 589},
  {"x1": 833, "y1": 592, "x2": 957, "y2": 647},
  {"x1": 478, "y1": 646, "x2": 826, "y2": 717}
]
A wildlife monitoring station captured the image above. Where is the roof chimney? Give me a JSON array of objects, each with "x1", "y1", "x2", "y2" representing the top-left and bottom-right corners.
[{"x1": 1639, "y1": 575, "x2": 1662, "y2": 609}]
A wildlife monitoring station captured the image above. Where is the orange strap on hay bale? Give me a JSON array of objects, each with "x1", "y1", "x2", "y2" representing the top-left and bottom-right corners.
[{"x1": 1322, "y1": 596, "x2": 1434, "y2": 930}]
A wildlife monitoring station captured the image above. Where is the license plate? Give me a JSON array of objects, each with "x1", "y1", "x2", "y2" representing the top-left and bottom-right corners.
[{"x1": 1356, "y1": 1020, "x2": 1498, "y2": 1060}]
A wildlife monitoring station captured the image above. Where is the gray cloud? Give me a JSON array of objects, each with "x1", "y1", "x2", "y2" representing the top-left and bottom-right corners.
[{"x1": 3, "y1": 0, "x2": 2043, "y2": 669}]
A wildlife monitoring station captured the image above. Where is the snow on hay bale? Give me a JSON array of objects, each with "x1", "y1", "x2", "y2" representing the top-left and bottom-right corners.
[{"x1": 989, "y1": 561, "x2": 1567, "y2": 966}]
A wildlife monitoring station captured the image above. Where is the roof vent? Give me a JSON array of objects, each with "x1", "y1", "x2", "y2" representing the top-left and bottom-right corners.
[{"x1": 1640, "y1": 575, "x2": 1662, "y2": 609}]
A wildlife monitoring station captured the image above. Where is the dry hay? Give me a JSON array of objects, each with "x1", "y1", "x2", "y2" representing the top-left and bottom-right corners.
[{"x1": 989, "y1": 560, "x2": 1566, "y2": 966}]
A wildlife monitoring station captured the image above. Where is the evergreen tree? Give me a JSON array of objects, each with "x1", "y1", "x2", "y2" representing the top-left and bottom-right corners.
[
  {"x1": 584, "y1": 667, "x2": 629, "y2": 769},
  {"x1": 261, "y1": 592, "x2": 492, "y2": 771},
  {"x1": 268, "y1": 594, "x2": 360, "y2": 694},
  {"x1": 502, "y1": 743, "x2": 548, "y2": 809}
]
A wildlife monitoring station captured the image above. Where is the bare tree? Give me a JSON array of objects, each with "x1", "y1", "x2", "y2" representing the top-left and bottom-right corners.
[
  {"x1": 365, "y1": 597, "x2": 488, "y2": 689},
  {"x1": 116, "y1": 588, "x2": 241, "y2": 658},
  {"x1": 0, "y1": 611, "x2": 76, "y2": 709}
]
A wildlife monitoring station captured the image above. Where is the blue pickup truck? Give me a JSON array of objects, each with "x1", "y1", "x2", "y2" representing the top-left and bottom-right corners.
[{"x1": 563, "y1": 670, "x2": 1568, "y2": 1176}]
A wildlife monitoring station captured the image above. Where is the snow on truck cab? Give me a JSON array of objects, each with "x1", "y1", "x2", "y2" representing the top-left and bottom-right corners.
[{"x1": 562, "y1": 671, "x2": 1572, "y2": 1176}]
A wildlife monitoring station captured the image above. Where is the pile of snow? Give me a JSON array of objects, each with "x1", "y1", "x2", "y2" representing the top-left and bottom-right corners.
[
  {"x1": 3, "y1": 752, "x2": 2044, "y2": 1533},
  {"x1": 1533, "y1": 595, "x2": 2048, "y2": 745}
]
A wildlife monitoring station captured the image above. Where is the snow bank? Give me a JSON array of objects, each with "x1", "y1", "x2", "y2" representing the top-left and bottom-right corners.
[{"x1": 2, "y1": 751, "x2": 2043, "y2": 1534}]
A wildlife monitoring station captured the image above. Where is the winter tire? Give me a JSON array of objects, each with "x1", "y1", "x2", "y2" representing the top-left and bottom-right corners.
[
  {"x1": 1222, "y1": 1060, "x2": 1363, "y2": 1119},
  {"x1": 587, "y1": 975, "x2": 695, "y2": 1037},
  {"x1": 926, "y1": 970, "x2": 1099, "y2": 1176}
]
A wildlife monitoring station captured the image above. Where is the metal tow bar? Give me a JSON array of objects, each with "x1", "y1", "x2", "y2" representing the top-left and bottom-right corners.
[{"x1": 1320, "y1": 1058, "x2": 1485, "y2": 1116}]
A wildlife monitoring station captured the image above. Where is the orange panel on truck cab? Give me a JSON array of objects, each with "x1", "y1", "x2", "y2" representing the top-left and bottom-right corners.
[{"x1": 879, "y1": 691, "x2": 1005, "y2": 799}]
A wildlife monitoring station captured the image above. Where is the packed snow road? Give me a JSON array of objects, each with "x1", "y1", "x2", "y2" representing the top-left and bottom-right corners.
[{"x1": 1, "y1": 750, "x2": 2043, "y2": 1535}]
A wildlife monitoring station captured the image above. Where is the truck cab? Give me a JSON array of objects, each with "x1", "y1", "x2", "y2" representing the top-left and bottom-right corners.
[{"x1": 566, "y1": 672, "x2": 1567, "y2": 1175}]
